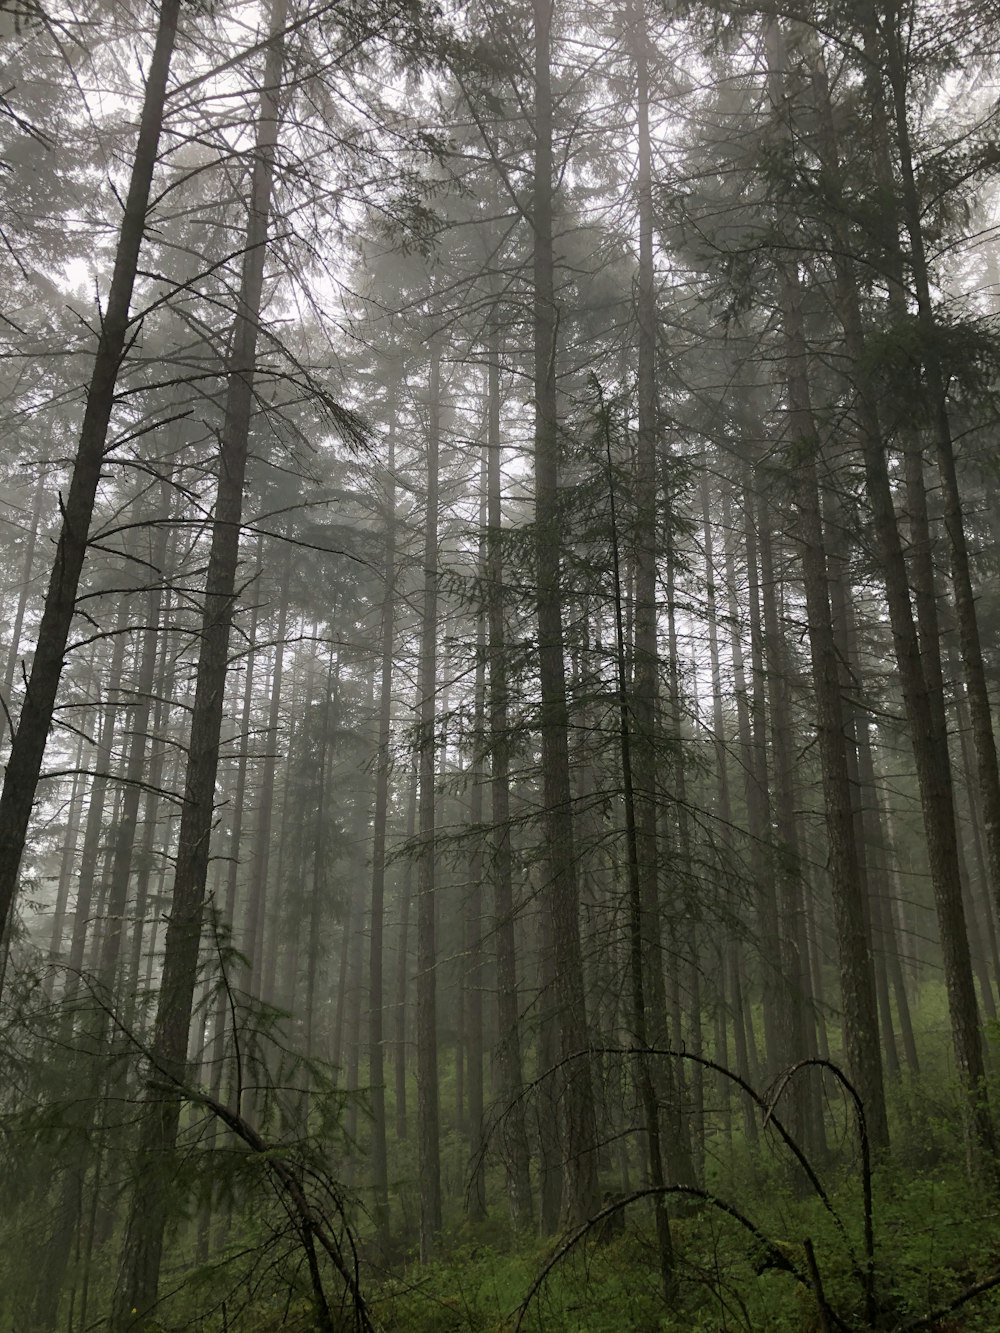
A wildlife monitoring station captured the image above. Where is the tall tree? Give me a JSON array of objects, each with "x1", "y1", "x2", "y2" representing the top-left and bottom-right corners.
[
  {"x1": 531, "y1": 0, "x2": 599, "y2": 1228},
  {"x1": 368, "y1": 372, "x2": 399, "y2": 1257},
  {"x1": 112, "y1": 4, "x2": 291, "y2": 1319},
  {"x1": 485, "y1": 309, "x2": 534, "y2": 1228},
  {"x1": 416, "y1": 339, "x2": 443, "y2": 1261},
  {"x1": 0, "y1": 0, "x2": 182, "y2": 959}
]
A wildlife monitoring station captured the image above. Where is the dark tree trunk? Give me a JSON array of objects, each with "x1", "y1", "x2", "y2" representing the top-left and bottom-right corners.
[
  {"x1": 631, "y1": 0, "x2": 689, "y2": 1211},
  {"x1": 722, "y1": 487, "x2": 763, "y2": 1141},
  {"x1": 368, "y1": 383, "x2": 397, "y2": 1254},
  {"x1": 662, "y1": 522, "x2": 698, "y2": 1186},
  {"x1": 0, "y1": 0, "x2": 182, "y2": 955},
  {"x1": 112, "y1": 6, "x2": 288, "y2": 1319},
  {"x1": 881, "y1": 15, "x2": 1000, "y2": 937},
  {"x1": 417, "y1": 343, "x2": 442, "y2": 1261},
  {"x1": 465, "y1": 447, "x2": 488, "y2": 1222},
  {"x1": 394, "y1": 756, "x2": 418, "y2": 1142},
  {"x1": 532, "y1": 0, "x2": 599, "y2": 1227},
  {"x1": 766, "y1": 19, "x2": 888, "y2": 1152},
  {"x1": 806, "y1": 31, "x2": 996, "y2": 1175},
  {"x1": 757, "y1": 498, "x2": 821, "y2": 1150},
  {"x1": 602, "y1": 391, "x2": 675, "y2": 1298},
  {"x1": 485, "y1": 314, "x2": 533, "y2": 1228}
]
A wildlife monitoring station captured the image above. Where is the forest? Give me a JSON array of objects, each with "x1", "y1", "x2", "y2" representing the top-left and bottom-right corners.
[{"x1": 3, "y1": 0, "x2": 1000, "y2": 1328}]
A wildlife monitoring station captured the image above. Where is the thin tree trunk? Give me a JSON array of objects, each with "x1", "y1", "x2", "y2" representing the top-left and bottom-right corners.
[
  {"x1": 465, "y1": 446, "x2": 489, "y2": 1222},
  {"x1": 870, "y1": 764, "x2": 921, "y2": 1075},
  {"x1": 344, "y1": 767, "x2": 373, "y2": 1165},
  {"x1": 125, "y1": 599, "x2": 175, "y2": 1026},
  {"x1": 738, "y1": 473, "x2": 784, "y2": 1080},
  {"x1": 394, "y1": 756, "x2": 418, "y2": 1142},
  {"x1": 368, "y1": 384, "x2": 397, "y2": 1254},
  {"x1": 830, "y1": 521, "x2": 901, "y2": 1079},
  {"x1": 722, "y1": 487, "x2": 763, "y2": 1141},
  {"x1": 306, "y1": 642, "x2": 339, "y2": 1065},
  {"x1": 0, "y1": 468, "x2": 44, "y2": 749},
  {"x1": 663, "y1": 520, "x2": 698, "y2": 1185},
  {"x1": 485, "y1": 314, "x2": 533, "y2": 1227},
  {"x1": 417, "y1": 342, "x2": 442, "y2": 1261},
  {"x1": 757, "y1": 496, "x2": 821, "y2": 1152},
  {"x1": 96, "y1": 476, "x2": 173, "y2": 996},
  {"x1": 245, "y1": 558, "x2": 291, "y2": 997},
  {"x1": 631, "y1": 0, "x2": 690, "y2": 1210},
  {"x1": 64, "y1": 605, "x2": 129, "y2": 995},
  {"x1": 602, "y1": 393, "x2": 674, "y2": 1299},
  {"x1": 45, "y1": 727, "x2": 89, "y2": 987},
  {"x1": 701, "y1": 470, "x2": 735, "y2": 1133},
  {"x1": 261, "y1": 618, "x2": 303, "y2": 1012}
]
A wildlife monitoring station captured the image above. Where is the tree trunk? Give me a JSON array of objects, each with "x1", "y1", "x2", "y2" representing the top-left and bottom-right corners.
[
  {"x1": 600, "y1": 389, "x2": 675, "y2": 1297},
  {"x1": 417, "y1": 342, "x2": 443, "y2": 1261},
  {"x1": 394, "y1": 756, "x2": 418, "y2": 1142},
  {"x1": 465, "y1": 445, "x2": 488, "y2": 1222},
  {"x1": 245, "y1": 557, "x2": 290, "y2": 998},
  {"x1": 95, "y1": 475, "x2": 173, "y2": 997},
  {"x1": 64, "y1": 604, "x2": 129, "y2": 994},
  {"x1": 485, "y1": 314, "x2": 533, "y2": 1228},
  {"x1": 757, "y1": 496, "x2": 823, "y2": 1152},
  {"x1": 125, "y1": 595, "x2": 175, "y2": 1027},
  {"x1": 0, "y1": 468, "x2": 44, "y2": 749},
  {"x1": 0, "y1": 0, "x2": 182, "y2": 956},
  {"x1": 112, "y1": 6, "x2": 288, "y2": 1319},
  {"x1": 261, "y1": 615, "x2": 303, "y2": 1013},
  {"x1": 368, "y1": 381, "x2": 397, "y2": 1254},
  {"x1": 532, "y1": 0, "x2": 599, "y2": 1227},
  {"x1": 631, "y1": 0, "x2": 690, "y2": 1213},
  {"x1": 701, "y1": 470, "x2": 736, "y2": 1133},
  {"x1": 306, "y1": 641, "x2": 339, "y2": 1066},
  {"x1": 662, "y1": 521, "x2": 698, "y2": 1185},
  {"x1": 722, "y1": 487, "x2": 763, "y2": 1140},
  {"x1": 806, "y1": 30, "x2": 996, "y2": 1176},
  {"x1": 766, "y1": 19, "x2": 888, "y2": 1152},
  {"x1": 45, "y1": 725, "x2": 89, "y2": 988},
  {"x1": 881, "y1": 13, "x2": 1000, "y2": 936}
]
